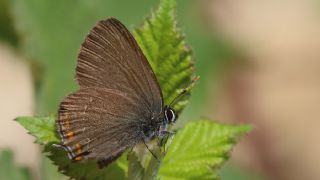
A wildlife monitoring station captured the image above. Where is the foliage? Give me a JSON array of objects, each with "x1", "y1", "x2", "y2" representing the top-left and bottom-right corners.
[
  {"x1": 159, "y1": 120, "x2": 252, "y2": 179},
  {"x1": 15, "y1": 116, "x2": 58, "y2": 144},
  {"x1": 14, "y1": 0, "x2": 252, "y2": 179},
  {"x1": 16, "y1": 116, "x2": 252, "y2": 180},
  {"x1": 133, "y1": 0, "x2": 194, "y2": 112}
]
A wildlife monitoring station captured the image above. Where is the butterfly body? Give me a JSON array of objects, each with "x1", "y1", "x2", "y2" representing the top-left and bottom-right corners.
[{"x1": 55, "y1": 18, "x2": 177, "y2": 167}]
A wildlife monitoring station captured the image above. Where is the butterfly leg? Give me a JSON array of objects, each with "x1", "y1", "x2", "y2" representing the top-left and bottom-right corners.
[
  {"x1": 143, "y1": 139, "x2": 160, "y2": 162},
  {"x1": 159, "y1": 130, "x2": 176, "y2": 151}
]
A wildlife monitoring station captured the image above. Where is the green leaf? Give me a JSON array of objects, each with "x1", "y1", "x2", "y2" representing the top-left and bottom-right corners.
[
  {"x1": 0, "y1": 149, "x2": 32, "y2": 180},
  {"x1": 134, "y1": 0, "x2": 195, "y2": 113},
  {"x1": 15, "y1": 116, "x2": 58, "y2": 144},
  {"x1": 159, "y1": 120, "x2": 253, "y2": 179}
]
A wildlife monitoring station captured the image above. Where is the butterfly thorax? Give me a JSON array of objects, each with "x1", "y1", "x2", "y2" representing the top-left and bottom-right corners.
[{"x1": 142, "y1": 106, "x2": 177, "y2": 142}]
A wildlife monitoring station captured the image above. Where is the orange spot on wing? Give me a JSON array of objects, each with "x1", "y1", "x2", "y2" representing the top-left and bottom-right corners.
[
  {"x1": 75, "y1": 143, "x2": 81, "y2": 154},
  {"x1": 66, "y1": 131, "x2": 74, "y2": 140},
  {"x1": 75, "y1": 156, "x2": 82, "y2": 161},
  {"x1": 73, "y1": 144, "x2": 83, "y2": 161}
]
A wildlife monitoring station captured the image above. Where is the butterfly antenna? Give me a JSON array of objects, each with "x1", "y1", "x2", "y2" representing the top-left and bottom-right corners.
[
  {"x1": 143, "y1": 140, "x2": 160, "y2": 162},
  {"x1": 168, "y1": 76, "x2": 200, "y2": 107},
  {"x1": 169, "y1": 89, "x2": 187, "y2": 107}
]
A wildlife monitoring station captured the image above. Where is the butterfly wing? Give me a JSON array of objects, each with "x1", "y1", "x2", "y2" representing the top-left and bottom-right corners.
[
  {"x1": 57, "y1": 88, "x2": 147, "y2": 167},
  {"x1": 76, "y1": 18, "x2": 163, "y2": 112},
  {"x1": 56, "y1": 18, "x2": 163, "y2": 167}
]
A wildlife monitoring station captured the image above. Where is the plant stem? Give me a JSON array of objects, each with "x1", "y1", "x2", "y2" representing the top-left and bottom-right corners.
[
  {"x1": 142, "y1": 132, "x2": 174, "y2": 179},
  {"x1": 128, "y1": 152, "x2": 144, "y2": 180},
  {"x1": 143, "y1": 156, "x2": 162, "y2": 180}
]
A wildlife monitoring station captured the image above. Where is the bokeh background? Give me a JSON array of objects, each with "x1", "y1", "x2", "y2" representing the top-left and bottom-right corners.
[{"x1": 1, "y1": 0, "x2": 320, "y2": 179}]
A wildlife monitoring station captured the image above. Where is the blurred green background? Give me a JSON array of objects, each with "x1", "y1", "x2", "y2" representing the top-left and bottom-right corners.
[{"x1": 2, "y1": 0, "x2": 320, "y2": 179}]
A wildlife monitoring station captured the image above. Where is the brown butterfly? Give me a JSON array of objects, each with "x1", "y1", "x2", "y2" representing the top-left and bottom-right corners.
[{"x1": 55, "y1": 18, "x2": 178, "y2": 168}]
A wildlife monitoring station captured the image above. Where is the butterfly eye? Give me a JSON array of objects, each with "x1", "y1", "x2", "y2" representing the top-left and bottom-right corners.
[{"x1": 165, "y1": 107, "x2": 176, "y2": 123}]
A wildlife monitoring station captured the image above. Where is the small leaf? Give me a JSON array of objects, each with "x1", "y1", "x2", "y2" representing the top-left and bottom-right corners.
[
  {"x1": 0, "y1": 149, "x2": 32, "y2": 180},
  {"x1": 134, "y1": 0, "x2": 195, "y2": 112},
  {"x1": 159, "y1": 120, "x2": 253, "y2": 179},
  {"x1": 15, "y1": 116, "x2": 58, "y2": 144}
]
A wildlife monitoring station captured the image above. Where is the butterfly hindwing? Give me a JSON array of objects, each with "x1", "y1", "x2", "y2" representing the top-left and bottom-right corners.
[{"x1": 57, "y1": 88, "x2": 145, "y2": 166}]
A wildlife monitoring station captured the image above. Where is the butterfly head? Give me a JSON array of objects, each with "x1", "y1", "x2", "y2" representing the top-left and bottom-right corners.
[{"x1": 164, "y1": 106, "x2": 177, "y2": 124}]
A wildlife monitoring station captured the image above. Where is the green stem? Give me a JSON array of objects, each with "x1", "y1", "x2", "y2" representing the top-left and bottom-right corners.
[
  {"x1": 142, "y1": 131, "x2": 174, "y2": 179},
  {"x1": 143, "y1": 156, "x2": 162, "y2": 180},
  {"x1": 129, "y1": 136, "x2": 170, "y2": 179},
  {"x1": 128, "y1": 152, "x2": 144, "y2": 180}
]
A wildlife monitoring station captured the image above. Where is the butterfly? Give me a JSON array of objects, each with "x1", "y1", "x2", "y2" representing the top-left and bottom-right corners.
[{"x1": 55, "y1": 18, "x2": 179, "y2": 168}]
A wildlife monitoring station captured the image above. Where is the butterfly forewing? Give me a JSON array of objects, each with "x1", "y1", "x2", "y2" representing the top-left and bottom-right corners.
[
  {"x1": 76, "y1": 18, "x2": 163, "y2": 111},
  {"x1": 57, "y1": 18, "x2": 164, "y2": 167}
]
